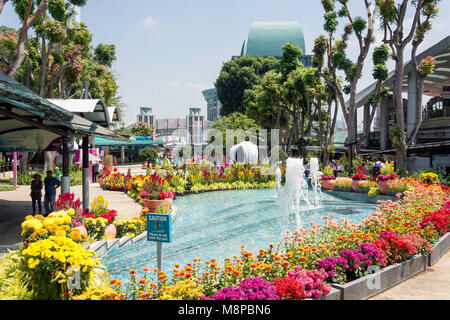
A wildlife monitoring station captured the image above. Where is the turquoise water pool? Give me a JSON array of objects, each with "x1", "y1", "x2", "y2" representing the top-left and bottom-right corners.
[{"x1": 101, "y1": 189, "x2": 376, "y2": 282}]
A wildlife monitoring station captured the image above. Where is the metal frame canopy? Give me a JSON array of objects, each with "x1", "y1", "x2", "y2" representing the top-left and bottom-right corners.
[
  {"x1": 0, "y1": 72, "x2": 128, "y2": 152},
  {"x1": 47, "y1": 98, "x2": 121, "y2": 127},
  {"x1": 352, "y1": 35, "x2": 450, "y2": 109}
]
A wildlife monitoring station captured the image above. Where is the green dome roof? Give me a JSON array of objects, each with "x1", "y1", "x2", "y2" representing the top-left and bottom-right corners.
[{"x1": 240, "y1": 21, "x2": 305, "y2": 57}]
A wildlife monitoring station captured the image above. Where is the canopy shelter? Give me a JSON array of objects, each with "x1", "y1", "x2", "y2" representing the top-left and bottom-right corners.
[
  {"x1": 353, "y1": 36, "x2": 450, "y2": 109},
  {"x1": 350, "y1": 36, "x2": 450, "y2": 153},
  {"x1": 94, "y1": 136, "x2": 165, "y2": 147},
  {"x1": 0, "y1": 72, "x2": 129, "y2": 211},
  {"x1": 47, "y1": 98, "x2": 121, "y2": 127}
]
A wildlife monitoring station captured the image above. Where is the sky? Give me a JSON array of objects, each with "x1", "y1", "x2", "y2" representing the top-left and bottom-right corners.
[{"x1": 1, "y1": 0, "x2": 449, "y2": 126}]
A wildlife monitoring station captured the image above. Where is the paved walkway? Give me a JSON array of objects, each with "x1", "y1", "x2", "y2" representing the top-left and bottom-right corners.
[
  {"x1": 0, "y1": 182, "x2": 141, "y2": 251},
  {"x1": 370, "y1": 251, "x2": 450, "y2": 300}
]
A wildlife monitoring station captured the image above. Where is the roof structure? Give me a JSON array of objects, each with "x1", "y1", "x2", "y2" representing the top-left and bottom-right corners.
[
  {"x1": 352, "y1": 36, "x2": 450, "y2": 108},
  {"x1": 47, "y1": 98, "x2": 120, "y2": 127},
  {"x1": 94, "y1": 136, "x2": 165, "y2": 147},
  {"x1": 0, "y1": 72, "x2": 127, "y2": 151},
  {"x1": 241, "y1": 21, "x2": 306, "y2": 57}
]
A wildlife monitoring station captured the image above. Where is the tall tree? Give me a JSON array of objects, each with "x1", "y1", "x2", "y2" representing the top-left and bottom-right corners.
[
  {"x1": 244, "y1": 43, "x2": 316, "y2": 155},
  {"x1": 377, "y1": 0, "x2": 440, "y2": 169},
  {"x1": 215, "y1": 55, "x2": 279, "y2": 116},
  {"x1": 315, "y1": 0, "x2": 378, "y2": 171},
  {"x1": 7, "y1": 0, "x2": 48, "y2": 78}
]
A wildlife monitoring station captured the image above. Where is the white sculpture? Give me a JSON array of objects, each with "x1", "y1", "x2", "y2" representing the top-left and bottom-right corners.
[{"x1": 229, "y1": 141, "x2": 258, "y2": 164}]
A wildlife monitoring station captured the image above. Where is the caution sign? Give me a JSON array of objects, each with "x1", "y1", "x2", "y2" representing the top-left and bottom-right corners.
[{"x1": 147, "y1": 213, "x2": 172, "y2": 243}]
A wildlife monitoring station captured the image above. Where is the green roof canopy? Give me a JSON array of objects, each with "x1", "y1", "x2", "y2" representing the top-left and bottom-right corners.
[
  {"x1": 241, "y1": 21, "x2": 306, "y2": 57},
  {"x1": 94, "y1": 136, "x2": 165, "y2": 147},
  {"x1": 0, "y1": 72, "x2": 128, "y2": 151}
]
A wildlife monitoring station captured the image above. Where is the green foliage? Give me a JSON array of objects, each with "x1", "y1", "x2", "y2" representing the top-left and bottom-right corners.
[
  {"x1": 131, "y1": 122, "x2": 154, "y2": 137},
  {"x1": 215, "y1": 56, "x2": 279, "y2": 116},
  {"x1": 138, "y1": 147, "x2": 159, "y2": 164},
  {"x1": 0, "y1": 250, "x2": 32, "y2": 300},
  {"x1": 352, "y1": 16, "x2": 367, "y2": 33},
  {"x1": 210, "y1": 112, "x2": 260, "y2": 146},
  {"x1": 323, "y1": 11, "x2": 338, "y2": 33},
  {"x1": 373, "y1": 44, "x2": 390, "y2": 65}
]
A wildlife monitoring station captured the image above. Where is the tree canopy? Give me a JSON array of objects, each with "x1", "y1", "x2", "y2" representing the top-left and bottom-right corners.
[{"x1": 215, "y1": 55, "x2": 279, "y2": 116}]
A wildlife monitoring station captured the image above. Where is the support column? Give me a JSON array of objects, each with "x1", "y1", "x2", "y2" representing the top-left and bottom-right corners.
[
  {"x1": 82, "y1": 136, "x2": 90, "y2": 212},
  {"x1": 380, "y1": 99, "x2": 389, "y2": 151},
  {"x1": 407, "y1": 72, "x2": 418, "y2": 144},
  {"x1": 363, "y1": 103, "x2": 370, "y2": 147},
  {"x1": 13, "y1": 151, "x2": 17, "y2": 188},
  {"x1": 61, "y1": 136, "x2": 70, "y2": 195}
]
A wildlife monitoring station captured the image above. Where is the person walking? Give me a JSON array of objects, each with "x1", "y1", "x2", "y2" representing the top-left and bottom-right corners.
[
  {"x1": 30, "y1": 173, "x2": 43, "y2": 215},
  {"x1": 54, "y1": 166, "x2": 61, "y2": 181},
  {"x1": 44, "y1": 170, "x2": 61, "y2": 215}
]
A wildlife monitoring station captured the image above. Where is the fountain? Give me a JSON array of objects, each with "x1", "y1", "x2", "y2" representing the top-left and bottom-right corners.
[
  {"x1": 273, "y1": 166, "x2": 282, "y2": 199},
  {"x1": 276, "y1": 157, "x2": 322, "y2": 231},
  {"x1": 309, "y1": 158, "x2": 322, "y2": 209}
]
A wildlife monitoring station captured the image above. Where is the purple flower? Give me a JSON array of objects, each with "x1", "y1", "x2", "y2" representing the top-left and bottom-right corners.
[{"x1": 202, "y1": 277, "x2": 279, "y2": 300}]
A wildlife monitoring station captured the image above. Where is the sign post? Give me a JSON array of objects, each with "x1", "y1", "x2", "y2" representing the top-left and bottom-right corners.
[{"x1": 147, "y1": 213, "x2": 172, "y2": 271}]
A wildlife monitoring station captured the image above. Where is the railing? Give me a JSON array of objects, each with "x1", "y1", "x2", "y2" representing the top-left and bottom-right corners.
[
  {"x1": 0, "y1": 162, "x2": 14, "y2": 173},
  {"x1": 422, "y1": 100, "x2": 450, "y2": 120}
]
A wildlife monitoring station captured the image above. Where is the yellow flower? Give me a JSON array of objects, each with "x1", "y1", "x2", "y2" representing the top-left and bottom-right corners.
[{"x1": 55, "y1": 230, "x2": 66, "y2": 238}]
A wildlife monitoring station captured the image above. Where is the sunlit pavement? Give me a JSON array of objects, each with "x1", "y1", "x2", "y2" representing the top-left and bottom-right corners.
[
  {"x1": 370, "y1": 252, "x2": 450, "y2": 300},
  {"x1": 0, "y1": 181, "x2": 141, "y2": 254}
]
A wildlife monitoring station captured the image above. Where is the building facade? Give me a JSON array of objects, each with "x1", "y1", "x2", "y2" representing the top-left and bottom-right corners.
[
  {"x1": 202, "y1": 88, "x2": 222, "y2": 121},
  {"x1": 232, "y1": 21, "x2": 312, "y2": 66},
  {"x1": 136, "y1": 107, "x2": 155, "y2": 126},
  {"x1": 186, "y1": 108, "x2": 205, "y2": 144}
]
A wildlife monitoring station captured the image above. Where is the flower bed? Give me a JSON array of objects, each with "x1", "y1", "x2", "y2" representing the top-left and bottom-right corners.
[{"x1": 1, "y1": 178, "x2": 449, "y2": 300}]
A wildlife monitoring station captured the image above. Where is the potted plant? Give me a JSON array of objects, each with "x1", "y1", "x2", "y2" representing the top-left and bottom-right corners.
[
  {"x1": 139, "y1": 172, "x2": 175, "y2": 212},
  {"x1": 321, "y1": 165, "x2": 336, "y2": 191},
  {"x1": 377, "y1": 174, "x2": 390, "y2": 195},
  {"x1": 377, "y1": 161, "x2": 396, "y2": 195},
  {"x1": 351, "y1": 168, "x2": 367, "y2": 192}
]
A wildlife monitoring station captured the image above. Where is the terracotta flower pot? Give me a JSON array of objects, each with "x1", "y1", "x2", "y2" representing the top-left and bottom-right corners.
[
  {"x1": 75, "y1": 225, "x2": 88, "y2": 238},
  {"x1": 378, "y1": 180, "x2": 389, "y2": 195},
  {"x1": 140, "y1": 198, "x2": 172, "y2": 213},
  {"x1": 105, "y1": 224, "x2": 117, "y2": 238},
  {"x1": 322, "y1": 179, "x2": 335, "y2": 191},
  {"x1": 352, "y1": 180, "x2": 360, "y2": 192}
]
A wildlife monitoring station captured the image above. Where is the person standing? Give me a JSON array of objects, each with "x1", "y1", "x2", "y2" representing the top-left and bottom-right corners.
[
  {"x1": 44, "y1": 170, "x2": 61, "y2": 215},
  {"x1": 336, "y1": 162, "x2": 344, "y2": 177},
  {"x1": 54, "y1": 166, "x2": 61, "y2": 181},
  {"x1": 92, "y1": 162, "x2": 99, "y2": 182},
  {"x1": 30, "y1": 173, "x2": 43, "y2": 215}
]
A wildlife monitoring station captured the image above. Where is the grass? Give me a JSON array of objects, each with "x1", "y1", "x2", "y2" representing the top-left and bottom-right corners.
[{"x1": 0, "y1": 185, "x2": 16, "y2": 191}]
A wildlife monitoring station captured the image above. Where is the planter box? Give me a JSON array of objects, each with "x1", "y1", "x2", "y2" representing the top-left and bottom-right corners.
[
  {"x1": 306, "y1": 287, "x2": 341, "y2": 300},
  {"x1": 332, "y1": 254, "x2": 428, "y2": 300},
  {"x1": 398, "y1": 254, "x2": 427, "y2": 281},
  {"x1": 428, "y1": 232, "x2": 450, "y2": 266},
  {"x1": 332, "y1": 263, "x2": 402, "y2": 300}
]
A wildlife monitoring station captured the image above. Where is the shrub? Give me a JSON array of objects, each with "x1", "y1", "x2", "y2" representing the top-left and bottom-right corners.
[
  {"x1": 20, "y1": 235, "x2": 99, "y2": 300},
  {"x1": 138, "y1": 147, "x2": 159, "y2": 164}
]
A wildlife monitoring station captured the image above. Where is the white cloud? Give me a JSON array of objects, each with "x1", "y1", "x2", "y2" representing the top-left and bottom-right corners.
[
  {"x1": 169, "y1": 80, "x2": 180, "y2": 87},
  {"x1": 185, "y1": 81, "x2": 211, "y2": 91},
  {"x1": 143, "y1": 16, "x2": 157, "y2": 27}
]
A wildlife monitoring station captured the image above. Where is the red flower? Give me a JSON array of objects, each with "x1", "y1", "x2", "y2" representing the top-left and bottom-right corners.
[{"x1": 274, "y1": 277, "x2": 307, "y2": 300}]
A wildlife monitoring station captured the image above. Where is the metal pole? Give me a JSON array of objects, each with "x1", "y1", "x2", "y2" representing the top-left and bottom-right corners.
[
  {"x1": 124, "y1": 175, "x2": 127, "y2": 194},
  {"x1": 82, "y1": 136, "x2": 90, "y2": 211},
  {"x1": 157, "y1": 242, "x2": 162, "y2": 271},
  {"x1": 61, "y1": 136, "x2": 70, "y2": 194}
]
